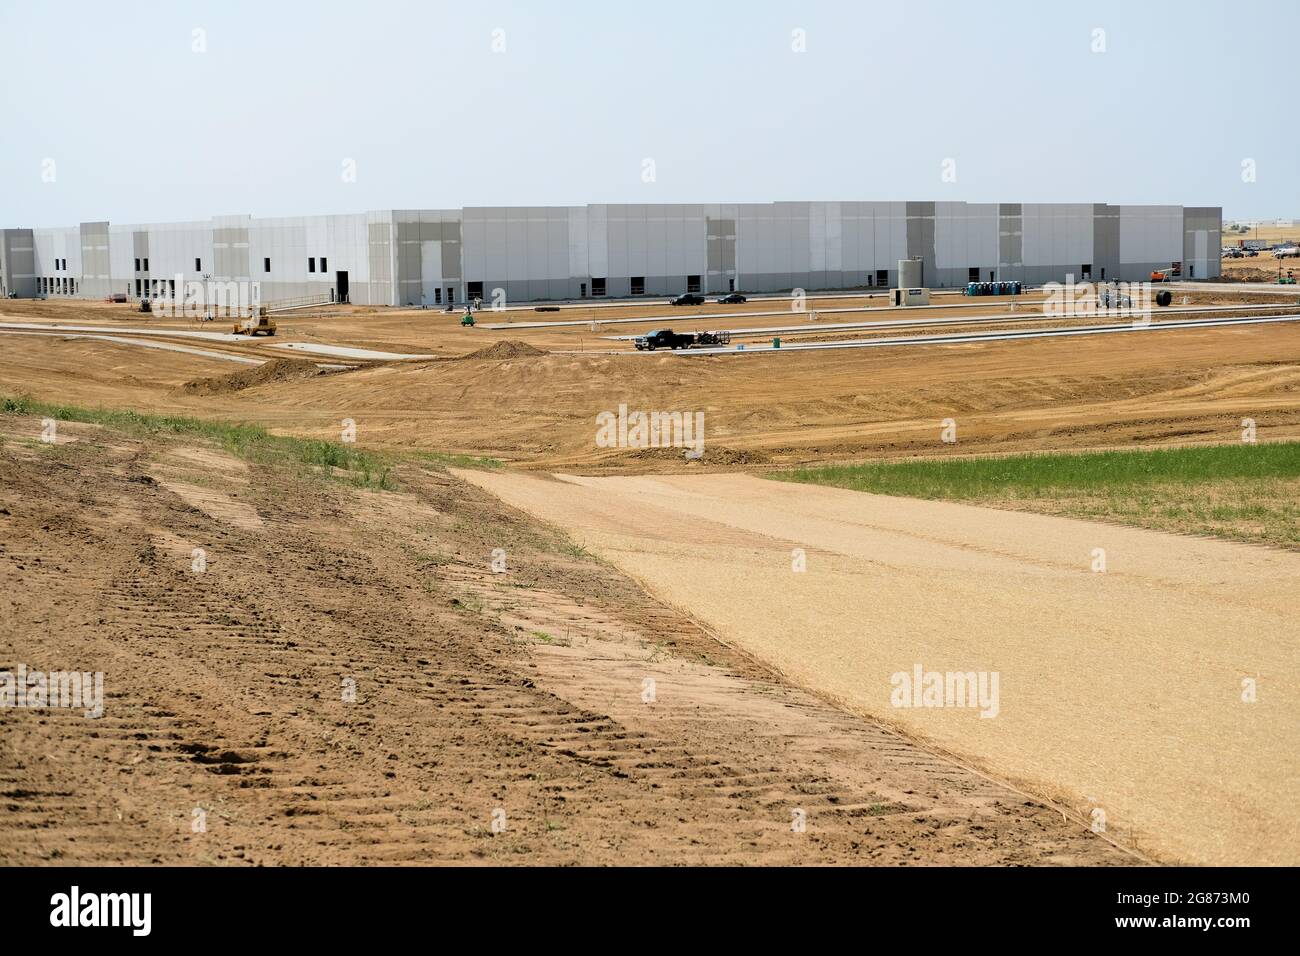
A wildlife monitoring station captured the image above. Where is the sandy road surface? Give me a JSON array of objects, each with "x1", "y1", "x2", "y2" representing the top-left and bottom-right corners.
[{"x1": 454, "y1": 470, "x2": 1299, "y2": 866}]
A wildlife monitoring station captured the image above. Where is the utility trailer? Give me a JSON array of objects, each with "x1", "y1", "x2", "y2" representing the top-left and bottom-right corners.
[{"x1": 634, "y1": 329, "x2": 732, "y2": 351}]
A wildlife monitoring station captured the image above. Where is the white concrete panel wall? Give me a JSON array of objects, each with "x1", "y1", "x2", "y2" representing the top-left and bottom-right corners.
[
  {"x1": 146, "y1": 221, "x2": 211, "y2": 282},
  {"x1": 588, "y1": 205, "x2": 608, "y2": 279},
  {"x1": 967, "y1": 203, "x2": 999, "y2": 269},
  {"x1": 108, "y1": 226, "x2": 133, "y2": 288},
  {"x1": 1120, "y1": 205, "x2": 1182, "y2": 264},
  {"x1": 935, "y1": 201, "x2": 964, "y2": 270},
  {"x1": 567, "y1": 206, "x2": 588, "y2": 280},
  {"x1": 20, "y1": 202, "x2": 1218, "y2": 303},
  {"x1": 873, "y1": 202, "x2": 907, "y2": 270}
]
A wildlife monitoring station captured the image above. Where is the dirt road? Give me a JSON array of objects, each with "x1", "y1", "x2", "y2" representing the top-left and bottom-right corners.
[
  {"x1": 0, "y1": 413, "x2": 1127, "y2": 865},
  {"x1": 453, "y1": 470, "x2": 1299, "y2": 866}
]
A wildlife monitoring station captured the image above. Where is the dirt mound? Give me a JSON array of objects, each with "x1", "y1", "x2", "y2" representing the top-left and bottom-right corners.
[
  {"x1": 460, "y1": 340, "x2": 548, "y2": 361},
  {"x1": 628, "y1": 445, "x2": 770, "y2": 465},
  {"x1": 180, "y1": 359, "x2": 326, "y2": 395}
]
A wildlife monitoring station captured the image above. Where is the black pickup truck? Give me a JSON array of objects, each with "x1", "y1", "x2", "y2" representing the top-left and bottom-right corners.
[
  {"x1": 634, "y1": 329, "x2": 695, "y2": 351},
  {"x1": 633, "y1": 329, "x2": 732, "y2": 351}
]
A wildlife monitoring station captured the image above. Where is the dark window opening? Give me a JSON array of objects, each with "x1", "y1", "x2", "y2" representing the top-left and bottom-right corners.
[
  {"x1": 1081, "y1": 263, "x2": 1092, "y2": 280},
  {"x1": 320, "y1": 257, "x2": 327, "y2": 272},
  {"x1": 446, "y1": 286, "x2": 454, "y2": 304},
  {"x1": 134, "y1": 258, "x2": 141, "y2": 272},
  {"x1": 308, "y1": 258, "x2": 316, "y2": 273},
  {"x1": 467, "y1": 281, "x2": 484, "y2": 301},
  {"x1": 686, "y1": 275, "x2": 701, "y2": 293},
  {"x1": 876, "y1": 269, "x2": 888, "y2": 286},
  {"x1": 135, "y1": 279, "x2": 142, "y2": 296},
  {"x1": 591, "y1": 277, "x2": 606, "y2": 297},
  {"x1": 264, "y1": 258, "x2": 271, "y2": 273},
  {"x1": 580, "y1": 282, "x2": 587, "y2": 298},
  {"x1": 143, "y1": 258, "x2": 149, "y2": 271},
  {"x1": 630, "y1": 276, "x2": 645, "y2": 295},
  {"x1": 729, "y1": 278, "x2": 735, "y2": 292},
  {"x1": 968, "y1": 267, "x2": 980, "y2": 283},
  {"x1": 195, "y1": 258, "x2": 202, "y2": 271},
  {"x1": 434, "y1": 288, "x2": 442, "y2": 304}
]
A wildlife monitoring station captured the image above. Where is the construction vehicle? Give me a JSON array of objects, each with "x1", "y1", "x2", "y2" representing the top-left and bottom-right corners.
[
  {"x1": 460, "y1": 310, "x2": 475, "y2": 326},
  {"x1": 1150, "y1": 262, "x2": 1182, "y2": 282},
  {"x1": 232, "y1": 307, "x2": 276, "y2": 336}
]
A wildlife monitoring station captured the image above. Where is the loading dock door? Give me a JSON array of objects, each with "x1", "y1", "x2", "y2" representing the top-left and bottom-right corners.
[
  {"x1": 1194, "y1": 231, "x2": 1208, "y2": 281},
  {"x1": 336, "y1": 271, "x2": 349, "y2": 304}
]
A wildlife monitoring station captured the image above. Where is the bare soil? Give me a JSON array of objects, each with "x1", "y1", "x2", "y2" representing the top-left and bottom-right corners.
[{"x1": 0, "y1": 414, "x2": 1130, "y2": 865}]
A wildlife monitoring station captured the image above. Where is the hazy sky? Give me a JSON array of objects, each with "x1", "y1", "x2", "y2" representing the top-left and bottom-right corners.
[{"x1": 1, "y1": 0, "x2": 1294, "y2": 226}]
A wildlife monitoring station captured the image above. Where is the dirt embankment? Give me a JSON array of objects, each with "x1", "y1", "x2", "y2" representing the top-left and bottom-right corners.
[
  {"x1": 0, "y1": 412, "x2": 1130, "y2": 865},
  {"x1": 179, "y1": 359, "x2": 332, "y2": 395},
  {"x1": 459, "y1": 340, "x2": 549, "y2": 360}
]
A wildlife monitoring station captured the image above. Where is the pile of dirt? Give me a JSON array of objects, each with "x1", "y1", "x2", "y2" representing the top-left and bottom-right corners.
[
  {"x1": 179, "y1": 359, "x2": 326, "y2": 395},
  {"x1": 628, "y1": 445, "x2": 771, "y2": 465},
  {"x1": 459, "y1": 340, "x2": 548, "y2": 361}
]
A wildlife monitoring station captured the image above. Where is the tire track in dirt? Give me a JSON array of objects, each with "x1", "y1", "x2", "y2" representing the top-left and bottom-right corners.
[{"x1": 1, "y1": 417, "x2": 1130, "y2": 865}]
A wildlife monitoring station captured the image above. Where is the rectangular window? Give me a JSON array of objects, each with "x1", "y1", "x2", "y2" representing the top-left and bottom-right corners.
[
  {"x1": 308, "y1": 258, "x2": 316, "y2": 273},
  {"x1": 434, "y1": 288, "x2": 442, "y2": 304},
  {"x1": 264, "y1": 257, "x2": 271, "y2": 273},
  {"x1": 630, "y1": 276, "x2": 645, "y2": 295},
  {"x1": 135, "y1": 258, "x2": 141, "y2": 272},
  {"x1": 591, "y1": 277, "x2": 606, "y2": 297},
  {"x1": 876, "y1": 269, "x2": 888, "y2": 287},
  {"x1": 686, "y1": 275, "x2": 701, "y2": 293},
  {"x1": 968, "y1": 267, "x2": 980, "y2": 283},
  {"x1": 320, "y1": 257, "x2": 327, "y2": 272},
  {"x1": 195, "y1": 258, "x2": 202, "y2": 271},
  {"x1": 445, "y1": 286, "x2": 454, "y2": 304},
  {"x1": 467, "y1": 281, "x2": 484, "y2": 300},
  {"x1": 135, "y1": 279, "x2": 142, "y2": 296},
  {"x1": 729, "y1": 278, "x2": 735, "y2": 292},
  {"x1": 1081, "y1": 263, "x2": 1092, "y2": 280},
  {"x1": 143, "y1": 258, "x2": 149, "y2": 271}
]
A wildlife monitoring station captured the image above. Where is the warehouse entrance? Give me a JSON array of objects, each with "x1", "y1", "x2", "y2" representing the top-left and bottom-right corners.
[{"x1": 336, "y1": 271, "x2": 349, "y2": 304}]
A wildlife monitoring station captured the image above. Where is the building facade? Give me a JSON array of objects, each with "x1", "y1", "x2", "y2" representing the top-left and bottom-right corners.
[{"x1": 1, "y1": 202, "x2": 1222, "y2": 305}]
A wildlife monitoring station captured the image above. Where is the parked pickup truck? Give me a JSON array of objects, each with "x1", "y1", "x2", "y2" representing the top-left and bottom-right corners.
[{"x1": 634, "y1": 329, "x2": 731, "y2": 351}]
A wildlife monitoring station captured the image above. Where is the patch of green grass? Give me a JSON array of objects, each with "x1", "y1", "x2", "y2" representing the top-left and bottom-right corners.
[
  {"x1": 771, "y1": 442, "x2": 1300, "y2": 500},
  {"x1": 2, "y1": 394, "x2": 404, "y2": 491},
  {"x1": 409, "y1": 449, "x2": 503, "y2": 471},
  {"x1": 772, "y1": 442, "x2": 1300, "y2": 550}
]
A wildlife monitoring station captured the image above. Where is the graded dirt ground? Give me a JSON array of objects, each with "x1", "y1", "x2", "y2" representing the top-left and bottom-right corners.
[
  {"x1": 3, "y1": 295, "x2": 1300, "y2": 475},
  {"x1": 0, "y1": 413, "x2": 1131, "y2": 865},
  {"x1": 453, "y1": 469, "x2": 1300, "y2": 866}
]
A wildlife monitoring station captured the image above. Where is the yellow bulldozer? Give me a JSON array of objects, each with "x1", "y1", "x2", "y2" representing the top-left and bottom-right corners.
[{"x1": 233, "y1": 307, "x2": 276, "y2": 336}]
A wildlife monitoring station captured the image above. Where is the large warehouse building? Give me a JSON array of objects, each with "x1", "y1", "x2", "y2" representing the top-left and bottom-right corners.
[{"x1": 1, "y1": 202, "x2": 1221, "y2": 306}]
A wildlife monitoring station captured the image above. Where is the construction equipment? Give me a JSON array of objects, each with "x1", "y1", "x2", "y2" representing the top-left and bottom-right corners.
[
  {"x1": 1151, "y1": 263, "x2": 1182, "y2": 282},
  {"x1": 232, "y1": 307, "x2": 276, "y2": 336},
  {"x1": 461, "y1": 310, "x2": 475, "y2": 327}
]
